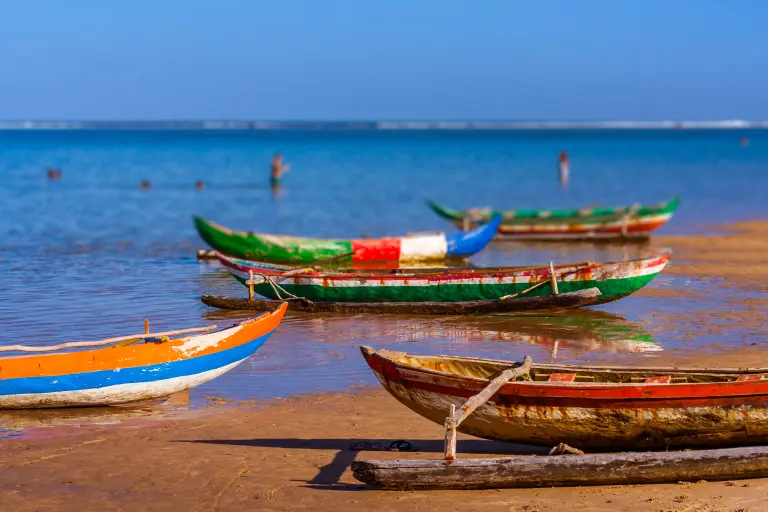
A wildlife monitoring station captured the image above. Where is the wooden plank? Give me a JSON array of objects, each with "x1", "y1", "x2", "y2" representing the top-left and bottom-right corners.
[
  {"x1": 352, "y1": 446, "x2": 768, "y2": 490},
  {"x1": 645, "y1": 376, "x2": 672, "y2": 384},
  {"x1": 200, "y1": 288, "x2": 601, "y2": 315}
]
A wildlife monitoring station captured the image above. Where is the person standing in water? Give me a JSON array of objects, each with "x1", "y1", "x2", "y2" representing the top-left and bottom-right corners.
[
  {"x1": 270, "y1": 153, "x2": 290, "y2": 186},
  {"x1": 558, "y1": 151, "x2": 570, "y2": 188}
]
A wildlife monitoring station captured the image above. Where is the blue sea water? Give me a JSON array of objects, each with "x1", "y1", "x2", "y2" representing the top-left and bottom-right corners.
[{"x1": 0, "y1": 128, "x2": 766, "y2": 427}]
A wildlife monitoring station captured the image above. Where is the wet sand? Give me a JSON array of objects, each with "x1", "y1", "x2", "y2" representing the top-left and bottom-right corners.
[{"x1": 3, "y1": 221, "x2": 768, "y2": 511}]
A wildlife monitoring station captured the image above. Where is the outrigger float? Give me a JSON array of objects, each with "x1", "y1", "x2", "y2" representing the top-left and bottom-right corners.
[
  {"x1": 0, "y1": 304, "x2": 286, "y2": 409},
  {"x1": 201, "y1": 288, "x2": 602, "y2": 315},
  {"x1": 193, "y1": 215, "x2": 501, "y2": 264},
  {"x1": 353, "y1": 346, "x2": 768, "y2": 489},
  {"x1": 428, "y1": 197, "x2": 680, "y2": 240}
]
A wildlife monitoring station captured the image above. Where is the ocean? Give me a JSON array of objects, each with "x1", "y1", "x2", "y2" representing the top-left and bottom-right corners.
[{"x1": 0, "y1": 128, "x2": 765, "y2": 410}]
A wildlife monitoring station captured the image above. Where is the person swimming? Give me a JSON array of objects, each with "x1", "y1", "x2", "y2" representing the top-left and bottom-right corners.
[
  {"x1": 46, "y1": 168, "x2": 62, "y2": 180},
  {"x1": 270, "y1": 153, "x2": 290, "y2": 185},
  {"x1": 140, "y1": 180, "x2": 151, "y2": 190},
  {"x1": 195, "y1": 180, "x2": 205, "y2": 190},
  {"x1": 558, "y1": 151, "x2": 570, "y2": 188}
]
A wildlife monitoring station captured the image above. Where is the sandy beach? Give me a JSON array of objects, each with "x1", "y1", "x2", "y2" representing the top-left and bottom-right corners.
[{"x1": 2, "y1": 221, "x2": 768, "y2": 511}]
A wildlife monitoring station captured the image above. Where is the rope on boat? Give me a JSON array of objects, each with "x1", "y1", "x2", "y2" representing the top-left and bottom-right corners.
[
  {"x1": 499, "y1": 262, "x2": 595, "y2": 300},
  {"x1": 0, "y1": 326, "x2": 218, "y2": 353},
  {"x1": 247, "y1": 270, "x2": 313, "y2": 305}
]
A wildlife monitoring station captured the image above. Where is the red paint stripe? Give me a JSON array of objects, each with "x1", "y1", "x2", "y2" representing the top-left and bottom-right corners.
[
  {"x1": 400, "y1": 377, "x2": 768, "y2": 409},
  {"x1": 368, "y1": 354, "x2": 768, "y2": 409},
  {"x1": 351, "y1": 238, "x2": 402, "y2": 262},
  {"x1": 220, "y1": 254, "x2": 665, "y2": 283}
]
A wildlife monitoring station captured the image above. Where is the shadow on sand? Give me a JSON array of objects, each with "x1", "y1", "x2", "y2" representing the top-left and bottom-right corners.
[{"x1": 179, "y1": 437, "x2": 546, "y2": 489}]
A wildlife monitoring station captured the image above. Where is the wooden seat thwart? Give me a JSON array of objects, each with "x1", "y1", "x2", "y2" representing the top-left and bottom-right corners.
[
  {"x1": 548, "y1": 373, "x2": 576, "y2": 383},
  {"x1": 644, "y1": 376, "x2": 672, "y2": 384},
  {"x1": 737, "y1": 374, "x2": 766, "y2": 382}
]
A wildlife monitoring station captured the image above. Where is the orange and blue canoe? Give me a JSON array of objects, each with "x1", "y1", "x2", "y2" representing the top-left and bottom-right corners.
[{"x1": 0, "y1": 303, "x2": 287, "y2": 409}]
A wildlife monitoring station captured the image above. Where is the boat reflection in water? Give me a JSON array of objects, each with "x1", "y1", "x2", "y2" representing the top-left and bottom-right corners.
[
  {"x1": 0, "y1": 389, "x2": 193, "y2": 439},
  {"x1": 204, "y1": 306, "x2": 660, "y2": 364}
]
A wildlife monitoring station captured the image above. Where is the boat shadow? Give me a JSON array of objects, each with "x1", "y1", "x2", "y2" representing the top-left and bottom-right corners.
[{"x1": 178, "y1": 437, "x2": 547, "y2": 490}]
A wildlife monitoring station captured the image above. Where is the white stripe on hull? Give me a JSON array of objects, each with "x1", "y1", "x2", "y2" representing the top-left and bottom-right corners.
[
  {"x1": 493, "y1": 213, "x2": 673, "y2": 235},
  {"x1": 399, "y1": 235, "x2": 447, "y2": 261},
  {"x1": 229, "y1": 259, "x2": 668, "y2": 289},
  {"x1": 0, "y1": 359, "x2": 245, "y2": 409}
]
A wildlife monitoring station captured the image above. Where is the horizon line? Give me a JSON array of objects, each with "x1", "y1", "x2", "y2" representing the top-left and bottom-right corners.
[{"x1": 0, "y1": 119, "x2": 766, "y2": 130}]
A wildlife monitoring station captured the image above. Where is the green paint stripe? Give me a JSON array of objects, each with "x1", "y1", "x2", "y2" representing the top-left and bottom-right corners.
[
  {"x1": 235, "y1": 273, "x2": 659, "y2": 304},
  {"x1": 194, "y1": 216, "x2": 353, "y2": 264},
  {"x1": 428, "y1": 197, "x2": 680, "y2": 225}
]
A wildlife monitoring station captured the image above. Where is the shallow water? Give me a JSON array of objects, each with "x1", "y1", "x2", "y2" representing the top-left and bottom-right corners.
[{"x1": 1, "y1": 129, "x2": 767, "y2": 434}]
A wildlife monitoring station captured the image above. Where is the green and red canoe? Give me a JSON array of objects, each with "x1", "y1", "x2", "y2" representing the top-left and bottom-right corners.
[
  {"x1": 428, "y1": 197, "x2": 680, "y2": 240},
  {"x1": 194, "y1": 215, "x2": 502, "y2": 265},
  {"x1": 217, "y1": 251, "x2": 670, "y2": 304}
]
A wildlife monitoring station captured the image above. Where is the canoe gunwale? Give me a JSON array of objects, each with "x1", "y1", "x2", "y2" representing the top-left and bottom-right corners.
[
  {"x1": 362, "y1": 346, "x2": 768, "y2": 392},
  {"x1": 219, "y1": 250, "x2": 672, "y2": 281}
]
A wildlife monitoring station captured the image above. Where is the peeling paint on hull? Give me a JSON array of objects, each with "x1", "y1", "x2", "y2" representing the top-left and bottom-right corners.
[
  {"x1": 220, "y1": 252, "x2": 669, "y2": 303},
  {"x1": 362, "y1": 347, "x2": 768, "y2": 450}
]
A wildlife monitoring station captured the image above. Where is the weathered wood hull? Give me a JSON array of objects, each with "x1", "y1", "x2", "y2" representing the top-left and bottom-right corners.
[
  {"x1": 0, "y1": 304, "x2": 287, "y2": 409},
  {"x1": 352, "y1": 446, "x2": 768, "y2": 489},
  {"x1": 361, "y1": 347, "x2": 768, "y2": 450},
  {"x1": 193, "y1": 215, "x2": 501, "y2": 264},
  {"x1": 201, "y1": 287, "x2": 601, "y2": 315},
  {"x1": 219, "y1": 252, "x2": 670, "y2": 303},
  {"x1": 428, "y1": 197, "x2": 680, "y2": 240}
]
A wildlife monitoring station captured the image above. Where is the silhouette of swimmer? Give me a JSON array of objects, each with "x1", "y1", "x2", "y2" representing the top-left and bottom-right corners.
[
  {"x1": 270, "y1": 153, "x2": 290, "y2": 184},
  {"x1": 46, "y1": 168, "x2": 62, "y2": 180},
  {"x1": 558, "y1": 151, "x2": 570, "y2": 188},
  {"x1": 140, "y1": 180, "x2": 151, "y2": 190},
  {"x1": 195, "y1": 180, "x2": 205, "y2": 190}
]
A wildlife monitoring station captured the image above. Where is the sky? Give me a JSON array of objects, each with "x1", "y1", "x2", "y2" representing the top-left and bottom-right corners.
[{"x1": 0, "y1": 0, "x2": 766, "y2": 121}]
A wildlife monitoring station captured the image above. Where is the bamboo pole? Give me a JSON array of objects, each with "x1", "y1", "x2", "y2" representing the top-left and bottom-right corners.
[
  {"x1": 549, "y1": 261, "x2": 559, "y2": 295},
  {"x1": 500, "y1": 263, "x2": 593, "y2": 301},
  {"x1": 247, "y1": 270, "x2": 255, "y2": 300},
  {"x1": 444, "y1": 356, "x2": 533, "y2": 463},
  {"x1": 0, "y1": 325, "x2": 218, "y2": 353}
]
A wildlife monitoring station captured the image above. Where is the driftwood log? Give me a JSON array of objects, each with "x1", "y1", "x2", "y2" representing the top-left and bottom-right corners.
[
  {"x1": 352, "y1": 446, "x2": 768, "y2": 490},
  {"x1": 200, "y1": 288, "x2": 600, "y2": 315}
]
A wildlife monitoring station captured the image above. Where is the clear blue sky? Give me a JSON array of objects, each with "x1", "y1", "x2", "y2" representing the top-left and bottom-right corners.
[{"x1": 1, "y1": 0, "x2": 766, "y2": 120}]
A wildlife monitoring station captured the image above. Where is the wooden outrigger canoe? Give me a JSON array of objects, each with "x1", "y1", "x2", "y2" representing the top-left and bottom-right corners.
[
  {"x1": 0, "y1": 303, "x2": 287, "y2": 409},
  {"x1": 360, "y1": 346, "x2": 768, "y2": 451},
  {"x1": 428, "y1": 197, "x2": 680, "y2": 240},
  {"x1": 217, "y1": 251, "x2": 670, "y2": 303},
  {"x1": 200, "y1": 287, "x2": 602, "y2": 315},
  {"x1": 193, "y1": 215, "x2": 502, "y2": 264}
]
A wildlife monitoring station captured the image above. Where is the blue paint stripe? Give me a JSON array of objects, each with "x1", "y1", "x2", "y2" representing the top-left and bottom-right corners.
[
  {"x1": 0, "y1": 329, "x2": 276, "y2": 396},
  {"x1": 445, "y1": 215, "x2": 501, "y2": 256}
]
